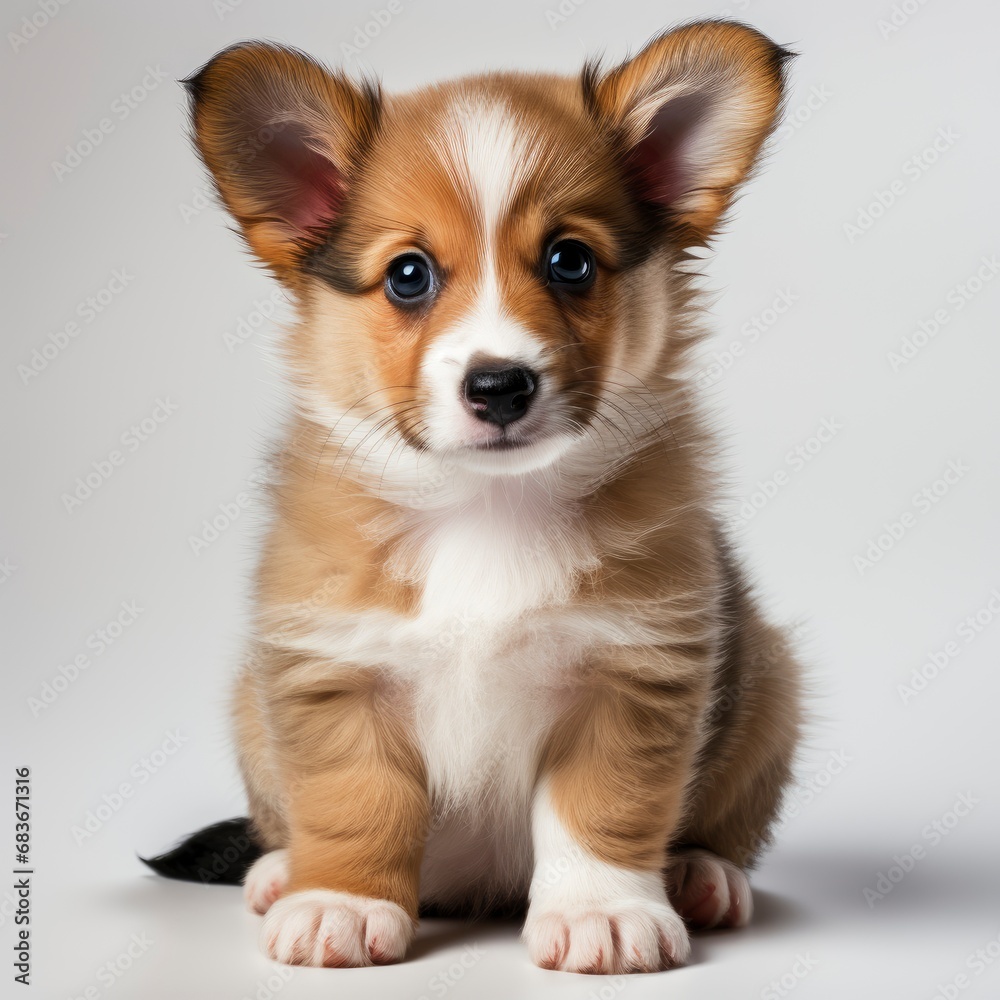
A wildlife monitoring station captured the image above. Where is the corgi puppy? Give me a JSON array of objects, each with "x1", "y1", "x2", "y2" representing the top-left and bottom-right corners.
[{"x1": 148, "y1": 20, "x2": 803, "y2": 974}]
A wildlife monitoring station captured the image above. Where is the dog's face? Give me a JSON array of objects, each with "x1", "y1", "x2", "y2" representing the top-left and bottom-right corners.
[{"x1": 187, "y1": 24, "x2": 786, "y2": 477}]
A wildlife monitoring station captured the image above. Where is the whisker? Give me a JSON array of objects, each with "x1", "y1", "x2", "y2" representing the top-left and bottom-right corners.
[
  {"x1": 313, "y1": 401, "x2": 399, "y2": 485},
  {"x1": 570, "y1": 391, "x2": 637, "y2": 454},
  {"x1": 324, "y1": 399, "x2": 418, "y2": 472},
  {"x1": 572, "y1": 364, "x2": 677, "y2": 449},
  {"x1": 333, "y1": 404, "x2": 423, "y2": 490},
  {"x1": 574, "y1": 384, "x2": 663, "y2": 443}
]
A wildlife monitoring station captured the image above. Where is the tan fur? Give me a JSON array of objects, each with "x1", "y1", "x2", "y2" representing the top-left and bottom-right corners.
[
  {"x1": 588, "y1": 20, "x2": 788, "y2": 240},
  {"x1": 186, "y1": 19, "x2": 803, "y2": 969},
  {"x1": 186, "y1": 43, "x2": 381, "y2": 281},
  {"x1": 236, "y1": 647, "x2": 428, "y2": 915},
  {"x1": 542, "y1": 654, "x2": 709, "y2": 870}
]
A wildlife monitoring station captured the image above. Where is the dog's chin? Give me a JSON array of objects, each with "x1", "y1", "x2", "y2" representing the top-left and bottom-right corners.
[{"x1": 448, "y1": 431, "x2": 580, "y2": 477}]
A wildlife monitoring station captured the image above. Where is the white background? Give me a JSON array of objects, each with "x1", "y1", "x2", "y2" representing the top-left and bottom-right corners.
[{"x1": 3, "y1": 0, "x2": 999, "y2": 998}]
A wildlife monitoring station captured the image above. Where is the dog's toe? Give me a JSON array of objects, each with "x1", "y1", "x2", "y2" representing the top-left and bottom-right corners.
[{"x1": 667, "y1": 848, "x2": 753, "y2": 930}]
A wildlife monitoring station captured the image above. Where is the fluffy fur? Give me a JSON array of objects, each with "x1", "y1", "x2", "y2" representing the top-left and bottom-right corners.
[{"x1": 163, "y1": 20, "x2": 803, "y2": 974}]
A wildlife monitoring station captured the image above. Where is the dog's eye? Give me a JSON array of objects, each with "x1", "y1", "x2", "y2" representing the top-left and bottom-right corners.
[
  {"x1": 546, "y1": 240, "x2": 596, "y2": 288},
  {"x1": 386, "y1": 254, "x2": 434, "y2": 303}
]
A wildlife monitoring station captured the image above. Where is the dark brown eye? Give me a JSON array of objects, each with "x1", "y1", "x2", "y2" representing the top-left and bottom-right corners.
[{"x1": 547, "y1": 240, "x2": 595, "y2": 288}]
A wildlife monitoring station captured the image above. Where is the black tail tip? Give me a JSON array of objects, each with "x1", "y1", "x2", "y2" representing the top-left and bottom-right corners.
[{"x1": 139, "y1": 817, "x2": 262, "y2": 885}]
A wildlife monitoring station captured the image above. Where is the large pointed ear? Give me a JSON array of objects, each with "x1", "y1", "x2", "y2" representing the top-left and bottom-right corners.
[
  {"x1": 586, "y1": 21, "x2": 790, "y2": 244},
  {"x1": 183, "y1": 42, "x2": 381, "y2": 280}
]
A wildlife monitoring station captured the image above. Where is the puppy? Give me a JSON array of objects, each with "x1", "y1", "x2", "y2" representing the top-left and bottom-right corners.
[{"x1": 151, "y1": 20, "x2": 803, "y2": 974}]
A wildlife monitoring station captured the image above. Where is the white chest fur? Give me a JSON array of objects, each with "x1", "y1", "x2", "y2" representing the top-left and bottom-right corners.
[
  {"x1": 399, "y1": 481, "x2": 599, "y2": 904},
  {"x1": 270, "y1": 477, "x2": 612, "y2": 902},
  {"x1": 398, "y1": 480, "x2": 598, "y2": 802}
]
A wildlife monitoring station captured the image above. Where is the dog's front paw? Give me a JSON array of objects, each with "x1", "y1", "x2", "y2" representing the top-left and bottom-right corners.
[
  {"x1": 668, "y1": 848, "x2": 753, "y2": 929},
  {"x1": 261, "y1": 889, "x2": 414, "y2": 967},
  {"x1": 523, "y1": 900, "x2": 690, "y2": 974},
  {"x1": 243, "y1": 849, "x2": 289, "y2": 914}
]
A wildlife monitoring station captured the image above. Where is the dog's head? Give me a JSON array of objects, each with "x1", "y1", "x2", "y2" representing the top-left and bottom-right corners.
[{"x1": 186, "y1": 22, "x2": 787, "y2": 481}]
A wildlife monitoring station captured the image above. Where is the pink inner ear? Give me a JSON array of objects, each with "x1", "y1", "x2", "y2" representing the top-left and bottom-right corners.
[
  {"x1": 627, "y1": 91, "x2": 711, "y2": 209},
  {"x1": 264, "y1": 123, "x2": 345, "y2": 235},
  {"x1": 629, "y1": 135, "x2": 686, "y2": 207}
]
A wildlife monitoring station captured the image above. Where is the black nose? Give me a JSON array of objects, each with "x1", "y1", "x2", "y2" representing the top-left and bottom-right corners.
[{"x1": 464, "y1": 366, "x2": 537, "y2": 426}]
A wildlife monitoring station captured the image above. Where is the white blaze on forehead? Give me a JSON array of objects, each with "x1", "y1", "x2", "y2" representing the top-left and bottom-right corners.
[
  {"x1": 422, "y1": 94, "x2": 548, "y2": 456},
  {"x1": 435, "y1": 94, "x2": 539, "y2": 244},
  {"x1": 430, "y1": 98, "x2": 541, "y2": 372}
]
